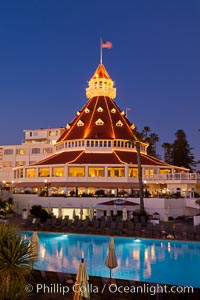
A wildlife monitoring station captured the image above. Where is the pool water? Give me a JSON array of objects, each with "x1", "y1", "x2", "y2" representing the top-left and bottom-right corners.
[{"x1": 23, "y1": 232, "x2": 200, "y2": 288}]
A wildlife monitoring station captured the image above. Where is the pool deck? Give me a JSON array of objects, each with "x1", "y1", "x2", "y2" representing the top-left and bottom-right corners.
[{"x1": 8, "y1": 215, "x2": 200, "y2": 299}]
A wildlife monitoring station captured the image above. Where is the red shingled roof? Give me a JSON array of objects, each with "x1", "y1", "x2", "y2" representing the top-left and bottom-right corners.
[
  {"x1": 33, "y1": 151, "x2": 83, "y2": 165},
  {"x1": 56, "y1": 95, "x2": 136, "y2": 142},
  {"x1": 114, "y1": 151, "x2": 171, "y2": 166},
  {"x1": 70, "y1": 152, "x2": 121, "y2": 164},
  {"x1": 33, "y1": 149, "x2": 171, "y2": 167}
]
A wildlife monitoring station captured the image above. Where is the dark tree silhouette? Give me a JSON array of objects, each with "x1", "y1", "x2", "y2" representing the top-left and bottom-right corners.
[
  {"x1": 162, "y1": 142, "x2": 173, "y2": 164},
  {"x1": 172, "y1": 129, "x2": 196, "y2": 170}
]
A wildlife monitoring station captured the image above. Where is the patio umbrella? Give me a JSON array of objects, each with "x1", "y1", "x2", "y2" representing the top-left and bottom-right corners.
[
  {"x1": 73, "y1": 258, "x2": 90, "y2": 300},
  {"x1": 58, "y1": 205, "x2": 62, "y2": 218},
  {"x1": 113, "y1": 204, "x2": 117, "y2": 216},
  {"x1": 106, "y1": 209, "x2": 111, "y2": 217},
  {"x1": 89, "y1": 206, "x2": 94, "y2": 221},
  {"x1": 122, "y1": 207, "x2": 128, "y2": 221},
  {"x1": 73, "y1": 209, "x2": 76, "y2": 220},
  {"x1": 80, "y1": 203, "x2": 83, "y2": 220},
  {"x1": 30, "y1": 231, "x2": 39, "y2": 259},
  {"x1": 48, "y1": 203, "x2": 52, "y2": 214},
  {"x1": 105, "y1": 237, "x2": 118, "y2": 283}
]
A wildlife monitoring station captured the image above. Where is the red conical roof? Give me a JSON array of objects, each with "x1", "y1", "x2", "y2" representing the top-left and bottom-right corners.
[
  {"x1": 57, "y1": 63, "x2": 136, "y2": 143},
  {"x1": 56, "y1": 95, "x2": 136, "y2": 142}
]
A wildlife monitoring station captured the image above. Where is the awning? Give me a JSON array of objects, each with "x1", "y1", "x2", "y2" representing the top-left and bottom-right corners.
[{"x1": 14, "y1": 181, "x2": 139, "y2": 189}]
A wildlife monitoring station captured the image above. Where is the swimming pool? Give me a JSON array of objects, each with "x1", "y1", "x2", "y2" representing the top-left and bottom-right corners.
[{"x1": 24, "y1": 232, "x2": 200, "y2": 288}]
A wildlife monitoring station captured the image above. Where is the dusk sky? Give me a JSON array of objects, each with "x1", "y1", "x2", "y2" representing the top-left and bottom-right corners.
[{"x1": 0, "y1": 1, "x2": 200, "y2": 163}]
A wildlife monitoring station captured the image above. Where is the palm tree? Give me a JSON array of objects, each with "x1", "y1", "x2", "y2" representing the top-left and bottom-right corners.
[
  {"x1": 130, "y1": 129, "x2": 145, "y2": 213},
  {"x1": 149, "y1": 133, "x2": 159, "y2": 157},
  {"x1": 142, "y1": 126, "x2": 151, "y2": 139},
  {"x1": 0, "y1": 223, "x2": 35, "y2": 299}
]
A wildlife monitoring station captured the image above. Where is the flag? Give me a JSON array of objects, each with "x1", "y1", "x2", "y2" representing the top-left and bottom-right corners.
[{"x1": 102, "y1": 41, "x2": 112, "y2": 49}]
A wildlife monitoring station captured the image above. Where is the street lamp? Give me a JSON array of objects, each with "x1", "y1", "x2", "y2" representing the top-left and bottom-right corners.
[
  {"x1": 143, "y1": 180, "x2": 148, "y2": 197},
  {"x1": 44, "y1": 180, "x2": 51, "y2": 197}
]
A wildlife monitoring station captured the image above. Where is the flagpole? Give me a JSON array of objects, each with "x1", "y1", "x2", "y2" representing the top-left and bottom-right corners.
[{"x1": 100, "y1": 37, "x2": 102, "y2": 64}]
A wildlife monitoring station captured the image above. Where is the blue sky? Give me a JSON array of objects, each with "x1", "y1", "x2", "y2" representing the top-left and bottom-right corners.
[{"x1": 0, "y1": 0, "x2": 199, "y2": 162}]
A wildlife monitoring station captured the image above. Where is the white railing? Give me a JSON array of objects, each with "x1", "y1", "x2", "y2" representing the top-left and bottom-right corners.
[{"x1": 143, "y1": 173, "x2": 200, "y2": 182}]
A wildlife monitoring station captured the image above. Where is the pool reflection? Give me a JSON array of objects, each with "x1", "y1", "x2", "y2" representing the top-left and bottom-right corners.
[{"x1": 22, "y1": 232, "x2": 200, "y2": 288}]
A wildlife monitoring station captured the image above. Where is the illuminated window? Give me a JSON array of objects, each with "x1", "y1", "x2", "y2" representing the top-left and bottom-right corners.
[
  {"x1": 97, "y1": 106, "x2": 103, "y2": 112},
  {"x1": 16, "y1": 161, "x2": 25, "y2": 167},
  {"x1": 25, "y1": 168, "x2": 36, "y2": 178},
  {"x1": 160, "y1": 169, "x2": 171, "y2": 174},
  {"x1": 69, "y1": 167, "x2": 85, "y2": 177},
  {"x1": 95, "y1": 118, "x2": 104, "y2": 125},
  {"x1": 108, "y1": 167, "x2": 125, "y2": 177},
  {"x1": 43, "y1": 148, "x2": 53, "y2": 154},
  {"x1": 145, "y1": 169, "x2": 154, "y2": 175},
  {"x1": 38, "y1": 167, "x2": 50, "y2": 177},
  {"x1": 52, "y1": 167, "x2": 65, "y2": 177},
  {"x1": 111, "y1": 108, "x2": 116, "y2": 113},
  {"x1": 129, "y1": 168, "x2": 138, "y2": 178},
  {"x1": 77, "y1": 120, "x2": 84, "y2": 126},
  {"x1": 16, "y1": 148, "x2": 25, "y2": 155},
  {"x1": 85, "y1": 108, "x2": 90, "y2": 113},
  {"x1": 88, "y1": 167, "x2": 105, "y2": 177},
  {"x1": 3, "y1": 161, "x2": 12, "y2": 167},
  {"x1": 116, "y1": 120, "x2": 123, "y2": 127}
]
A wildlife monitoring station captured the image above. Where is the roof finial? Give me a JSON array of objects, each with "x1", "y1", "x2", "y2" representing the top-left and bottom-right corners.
[{"x1": 100, "y1": 37, "x2": 103, "y2": 64}]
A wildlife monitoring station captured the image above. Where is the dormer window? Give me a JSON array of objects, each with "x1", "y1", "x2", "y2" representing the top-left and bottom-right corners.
[
  {"x1": 97, "y1": 107, "x2": 103, "y2": 112},
  {"x1": 76, "y1": 111, "x2": 80, "y2": 116},
  {"x1": 95, "y1": 118, "x2": 104, "y2": 125},
  {"x1": 121, "y1": 111, "x2": 125, "y2": 115},
  {"x1": 116, "y1": 120, "x2": 123, "y2": 127},
  {"x1": 131, "y1": 123, "x2": 135, "y2": 129},
  {"x1": 111, "y1": 108, "x2": 116, "y2": 113},
  {"x1": 85, "y1": 108, "x2": 90, "y2": 113},
  {"x1": 66, "y1": 123, "x2": 70, "y2": 129},
  {"x1": 77, "y1": 120, "x2": 84, "y2": 127}
]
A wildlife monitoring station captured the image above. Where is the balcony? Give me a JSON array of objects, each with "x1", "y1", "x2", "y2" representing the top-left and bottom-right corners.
[{"x1": 143, "y1": 173, "x2": 200, "y2": 183}]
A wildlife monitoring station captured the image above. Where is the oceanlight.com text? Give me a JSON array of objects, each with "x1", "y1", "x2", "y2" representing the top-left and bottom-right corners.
[{"x1": 25, "y1": 282, "x2": 194, "y2": 296}]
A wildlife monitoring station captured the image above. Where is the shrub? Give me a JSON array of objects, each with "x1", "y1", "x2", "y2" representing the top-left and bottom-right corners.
[{"x1": 30, "y1": 205, "x2": 49, "y2": 222}]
